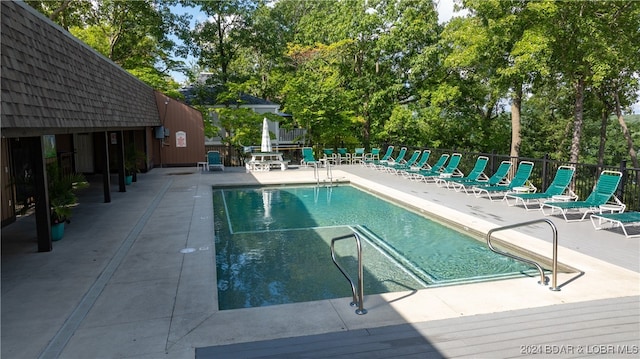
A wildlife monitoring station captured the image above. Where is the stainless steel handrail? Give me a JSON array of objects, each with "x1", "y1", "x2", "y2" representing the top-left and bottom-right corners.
[
  {"x1": 313, "y1": 161, "x2": 333, "y2": 186},
  {"x1": 330, "y1": 232, "x2": 367, "y2": 315},
  {"x1": 312, "y1": 162, "x2": 319, "y2": 185},
  {"x1": 486, "y1": 218, "x2": 560, "y2": 291},
  {"x1": 325, "y1": 162, "x2": 333, "y2": 186}
]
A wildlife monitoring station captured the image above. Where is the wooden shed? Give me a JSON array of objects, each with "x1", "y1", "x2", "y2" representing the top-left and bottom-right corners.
[{"x1": 153, "y1": 92, "x2": 206, "y2": 167}]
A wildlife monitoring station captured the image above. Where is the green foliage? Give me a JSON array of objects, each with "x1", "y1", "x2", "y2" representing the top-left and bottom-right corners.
[
  {"x1": 29, "y1": 0, "x2": 640, "y2": 167},
  {"x1": 183, "y1": 0, "x2": 261, "y2": 84},
  {"x1": 126, "y1": 68, "x2": 183, "y2": 98},
  {"x1": 124, "y1": 144, "x2": 146, "y2": 176},
  {"x1": 30, "y1": 0, "x2": 190, "y2": 94},
  {"x1": 282, "y1": 42, "x2": 357, "y2": 146},
  {"x1": 214, "y1": 107, "x2": 264, "y2": 147},
  {"x1": 47, "y1": 162, "x2": 88, "y2": 224},
  {"x1": 25, "y1": 0, "x2": 92, "y2": 29},
  {"x1": 380, "y1": 106, "x2": 425, "y2": 147}
]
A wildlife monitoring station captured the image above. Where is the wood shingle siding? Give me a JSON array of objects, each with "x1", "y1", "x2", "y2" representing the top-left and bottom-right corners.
[{"x1": 0, "y1": 1, "x2": 160, "y2": 138}]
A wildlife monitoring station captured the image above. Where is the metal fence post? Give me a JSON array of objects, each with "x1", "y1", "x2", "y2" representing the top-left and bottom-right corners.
[
  {"x1": 619, "y1": 159, "x2": 627, "y2": 204},
  {"x1": 542, "y1": 153, "x2": 550, "y2": 190}
]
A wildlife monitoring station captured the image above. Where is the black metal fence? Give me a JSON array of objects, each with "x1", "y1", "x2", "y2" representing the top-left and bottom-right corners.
[{"x1": 205, "y1": 144, "x2": 640, "y2": 211}]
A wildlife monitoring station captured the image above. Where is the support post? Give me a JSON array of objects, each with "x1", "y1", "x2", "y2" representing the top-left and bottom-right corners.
[
  {"x1": 116, "y1": 131, "x2": 126, "y2": 192},
  {"x1": 101, "y1": 132, "x2": 111, "y2": 203},
  {"x1": 31, "y1": 136, "x2": 52, "y2": 252}
]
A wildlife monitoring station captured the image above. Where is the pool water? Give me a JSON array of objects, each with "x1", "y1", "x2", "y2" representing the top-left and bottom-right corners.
[{"x1": 213, "y1": 185, "x2": 535, "y2": 310}]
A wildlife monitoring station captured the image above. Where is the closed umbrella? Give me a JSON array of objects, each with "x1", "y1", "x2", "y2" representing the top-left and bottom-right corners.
[{"x1": 261, "y1": 118, "x2": 272, "y2": 153}]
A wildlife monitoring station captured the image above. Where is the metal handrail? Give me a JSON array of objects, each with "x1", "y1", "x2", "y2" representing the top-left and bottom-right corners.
[
  {"x1": 313, "y1": 161, "x2": 333, "y2": 186},
  {"x1": 325, "y1": 162, "x2": 333, "y2": 186},
  {"x1": 330, "y1": 232, "x2": 367, "y2": 315},
  {"x1": 313, "y1": 162, "x2": 319, "y2": 185},
  {"x1": 486, "y1": 218, "x2": 560, "y2": 291}
]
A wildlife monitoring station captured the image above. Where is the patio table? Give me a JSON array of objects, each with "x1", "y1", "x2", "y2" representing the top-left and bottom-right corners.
[{"x1": 247, "y1": 152, "x2": 289, "y2": 171}]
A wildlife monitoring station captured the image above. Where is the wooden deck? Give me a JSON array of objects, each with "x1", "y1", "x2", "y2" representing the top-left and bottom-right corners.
[{"x1": 197, "y1": 295, "x2": 639, "y2": 358}]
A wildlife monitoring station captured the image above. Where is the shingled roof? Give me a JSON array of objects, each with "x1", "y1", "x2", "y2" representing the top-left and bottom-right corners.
[{"x1": 0, "y1": 1, "x2": 161, "y2": 138}]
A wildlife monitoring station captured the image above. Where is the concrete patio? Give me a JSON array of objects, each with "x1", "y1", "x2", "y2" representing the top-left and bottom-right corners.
[{"x1": 2, "y1": 165, "x2": 638, "y2": 358}]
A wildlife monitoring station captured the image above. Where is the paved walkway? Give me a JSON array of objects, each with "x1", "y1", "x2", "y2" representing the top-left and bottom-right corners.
[{"x1": 1, "y1": 165, "x2": 638, "y2": 358}]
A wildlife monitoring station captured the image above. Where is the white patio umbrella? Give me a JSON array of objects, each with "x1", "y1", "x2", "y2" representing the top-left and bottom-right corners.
[{"x1": 261, "y1": 117, "x2": 272, "y2": 153}]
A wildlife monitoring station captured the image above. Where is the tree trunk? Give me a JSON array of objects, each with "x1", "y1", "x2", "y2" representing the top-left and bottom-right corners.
[
  {"x1": 569, "y1": 78, "x2": 585, "y2": 164},
  {"x1": 362, "y1": 108, "x2": 371, "y2": 150},
  {"x1": 614, "y1": 91, "x2": 639, "y2": 171},
  {"x1": 597, "y1": 107, "x2": 608, "y2": 168},
  {"x1": 510, "y1": 83, "x2": 522, "y2": 158},
  {"x1": 49, "y1": 0, "x2": 72, "y2": 22}
]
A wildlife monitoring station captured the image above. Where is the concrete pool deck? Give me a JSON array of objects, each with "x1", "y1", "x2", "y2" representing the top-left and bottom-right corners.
[{"x1": 1, "y1": 165, "x2": 638, "y2": 358}]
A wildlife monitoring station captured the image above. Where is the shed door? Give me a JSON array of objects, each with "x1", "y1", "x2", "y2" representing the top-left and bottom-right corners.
[{"x1": 74, "y1": 133, "x2": 94, "y2": 173}]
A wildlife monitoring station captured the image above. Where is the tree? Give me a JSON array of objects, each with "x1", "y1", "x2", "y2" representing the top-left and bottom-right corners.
[
  {"x1": 25, "y1": 0, "x2": 90, "y2": 29},
  {"x1": 588, "y1": 2, "x2": 640, "y2": 170},
  {"x1": 182, "y1": 0, "x2": 261, "y2": 84},
  {"x1": 360, "y1": 0, "x2": 440, "y2": 147},
  {"x1": 28, "y1": 0, "x2": 189, "y2": 95},
  {"x1": 276, "y1": 0, "x2": 441, "y2": 148},
  {"x1": 544, "y1": 1, "x2": 625, "y2": 164},
  {"x1": 282, "y1": 42, "x2": 356, "y2": 146},
  {"x1": 437, "y1": 0, "x2": 554, "y2": 156},
  {"x1": 424, "y1": 13, "x2": 510, "y2": 152}
]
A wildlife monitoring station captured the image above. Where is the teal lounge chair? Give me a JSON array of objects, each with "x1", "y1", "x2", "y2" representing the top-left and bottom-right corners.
[
  {"x1": 504, "y1": 166, "x2": 576, "y2": 210},
  {"x1": 437, "y1": 156, "x2": 489, "y2": 188},
  {"x1": 377, "y1": 147, "x2": 407, "y2": 170},
  {"x1": 416, "y1": 153, "x2": 462, "y2": 183},
  {"x1": 337, "y1": 148, "x2": 350, "y2": 165},
  {"x1": 541, "y1": 170, "x2": 623, "y2": 222},
  {"x1": 365, "y1": 146, "x2": 392, "y2": 168},
  {"x1": 400, "y1": 150, "x2": 431, "y2": 179},
  {"x1": 452, "y1": 161, "x2": 512, "y2": 194},
  {"x1": 322, "y1": 148, "x2": 337, "y2": 166},
  {"x1": 352, "y1": 148, "x2": 365, "y2": 164},
  {"x1": 207, "y1": 151, "x2": 224, "y2": 171},
  {"x1": 590, "y1": 211, "x2": 638, "y2": 238},
  {"x1": 387, "y1": 150, "x2": 421, "y2": 174},
  {"x1": 301, "y1": 147, "x2": 318, "y2": 167},
  {"x1": 473, "y1": 161, "x2": 535, "y2": 201},
  {"x1": 408, "y1": 153, "x2": 449, "y2": 181},
  {"x1": 362, "y1": 148, "x2": 380, "y2": 166}
]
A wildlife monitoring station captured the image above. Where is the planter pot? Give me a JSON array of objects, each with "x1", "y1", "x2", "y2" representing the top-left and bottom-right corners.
[
  {"x1": 125, "y1": 175, "x2": 133, "y2": 185},
  {"x1": 51, "y1": 222, "x2": 65, "y2": 241}
]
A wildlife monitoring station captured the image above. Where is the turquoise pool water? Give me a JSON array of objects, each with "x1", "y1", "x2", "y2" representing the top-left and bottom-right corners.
[{"x1": 213, "y1": 185, "x2": 534, "y2": 310}]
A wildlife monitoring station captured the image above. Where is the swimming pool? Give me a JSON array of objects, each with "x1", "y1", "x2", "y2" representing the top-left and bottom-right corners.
[{"x1": 213, "y1": 185, "x2": 535, "y2": 310}]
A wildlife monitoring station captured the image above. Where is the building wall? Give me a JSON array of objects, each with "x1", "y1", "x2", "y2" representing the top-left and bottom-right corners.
[{"x1": 152, "y1": 92, "x2": 205, "y2": 167}]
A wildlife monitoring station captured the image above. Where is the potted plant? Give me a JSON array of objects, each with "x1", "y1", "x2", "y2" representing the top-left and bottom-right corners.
[
  {"x1": 47, "y1": 162, "x2": 88, "y2": 240},
  {"x1": 125, "y1": 144, "x2": 146, "y2": 185}
]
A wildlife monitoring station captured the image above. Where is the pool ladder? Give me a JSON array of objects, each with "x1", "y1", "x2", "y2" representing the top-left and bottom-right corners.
[
  {"x1": 330, "y1": 231, "x2": 367, "y2": 315},
  {"x1": 313, "y1": 161, "x2": 334, "y2": 186},
  {"x1": 486, "y1": 218, "x2": 560, "y2": 291}
]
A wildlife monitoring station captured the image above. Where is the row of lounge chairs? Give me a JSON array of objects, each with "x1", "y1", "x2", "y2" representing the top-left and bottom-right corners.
[
  {"x1": 361, "y1": 146, "x2": 638, "y2": 238},
  {"x1": 301, "y1": 147, "x2": 379, "y2": 167}
]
